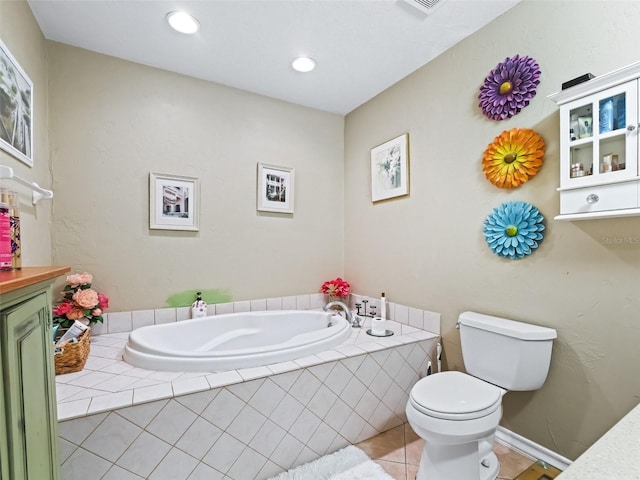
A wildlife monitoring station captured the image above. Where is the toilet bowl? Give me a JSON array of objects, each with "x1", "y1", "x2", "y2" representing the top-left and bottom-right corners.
[
  {"x1": 406, "y1": 371, "x2": 504, "y2": 480},
  {"x1": 406, "y1": 311, "x2": 557, "y2": 480}
]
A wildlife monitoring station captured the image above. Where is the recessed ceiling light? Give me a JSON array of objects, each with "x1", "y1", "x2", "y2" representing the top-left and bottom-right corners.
[
  {"x1": 292, "y1": 57, "x2": 316, "y2": 73},
  {"x1": 166, "y1": 11, "x2": 200, "y2": 34}
]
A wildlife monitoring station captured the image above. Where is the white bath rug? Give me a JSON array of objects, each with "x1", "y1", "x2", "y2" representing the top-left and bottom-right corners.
[{"x1": 267, "y1": 445, "x2": 394, "y2": 480}]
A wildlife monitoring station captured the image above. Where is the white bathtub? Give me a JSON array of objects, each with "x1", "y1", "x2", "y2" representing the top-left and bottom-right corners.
[{"x1": 122, "y1": 310, "x2": 352, "y2": 372}]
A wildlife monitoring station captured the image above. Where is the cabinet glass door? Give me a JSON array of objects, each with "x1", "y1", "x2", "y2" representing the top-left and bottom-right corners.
[{"x1": 563, "y1": 81, "x2": 638, "y2": 188}]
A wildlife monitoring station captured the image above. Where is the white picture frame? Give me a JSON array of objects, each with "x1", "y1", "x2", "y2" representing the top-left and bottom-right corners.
[
  {"x1": 149, "y1": 172, "x2": 199, "y2": 231},
  {"x1": 370, "y1": 133, "x2": 410, "y2": 203},
  {"x1": 0, "y1": 38, "x2": 34, "y2": 167},
  {"x1": 257, "y1": 163, "x2": 295, "y2": 214}
]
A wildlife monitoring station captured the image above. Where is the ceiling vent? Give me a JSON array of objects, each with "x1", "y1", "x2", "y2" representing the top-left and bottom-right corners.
[{"x1": 401, "y1": 0, "x2": 447, "y2": 15}]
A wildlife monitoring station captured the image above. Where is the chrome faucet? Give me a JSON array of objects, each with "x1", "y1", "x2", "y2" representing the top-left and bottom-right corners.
[{"x1": 323, "y1": 300, "x2": 362, "y2": 328}]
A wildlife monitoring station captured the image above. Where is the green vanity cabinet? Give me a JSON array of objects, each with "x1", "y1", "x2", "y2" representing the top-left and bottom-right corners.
[{"x1": 0, "y1": 266, "x2": 70, "y2": 480}]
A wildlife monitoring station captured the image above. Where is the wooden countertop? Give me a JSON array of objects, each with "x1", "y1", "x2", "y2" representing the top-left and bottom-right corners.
[{"x1": 0, "y1": 266, "x2": 71, "y2": 295}]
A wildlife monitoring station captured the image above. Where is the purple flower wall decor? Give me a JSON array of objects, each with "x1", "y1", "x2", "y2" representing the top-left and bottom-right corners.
[{"x1": 478, "y1": 55, "x2": 541, "y2": 121}]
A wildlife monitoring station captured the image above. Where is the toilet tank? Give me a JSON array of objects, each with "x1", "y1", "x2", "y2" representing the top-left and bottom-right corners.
[{"x1": 459, "y1": 311, "x2": 557, "y2": 391}]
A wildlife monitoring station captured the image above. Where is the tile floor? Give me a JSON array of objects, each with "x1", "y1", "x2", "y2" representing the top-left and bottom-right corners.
[{"x1": 356, "y1": 423, "x2": 538, "y2": 480}]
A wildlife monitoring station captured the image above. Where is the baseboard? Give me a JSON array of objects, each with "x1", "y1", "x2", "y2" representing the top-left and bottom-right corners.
[{"x1": 495, "y1": 426, "x2": 572, "y2": 472}]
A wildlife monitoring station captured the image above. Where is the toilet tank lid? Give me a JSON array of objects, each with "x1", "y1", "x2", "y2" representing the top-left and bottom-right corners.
[{"x1": 458, "y1": 311, "x2": 557, "y2": 341}]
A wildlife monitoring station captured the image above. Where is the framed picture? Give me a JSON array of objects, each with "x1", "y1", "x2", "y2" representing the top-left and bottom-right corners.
[
  {"x1": 257, "y1": 163, "x2": 295, "y2": 213},
  {"x1": 0, "y1": 39, "x2": 34, "y2": 167},
  {"x1": 149, "y1": 172, "x2": 199, "y2": 231},
  {"x1": 370, "y1": 133, "x2": 409, "y2": 202}
]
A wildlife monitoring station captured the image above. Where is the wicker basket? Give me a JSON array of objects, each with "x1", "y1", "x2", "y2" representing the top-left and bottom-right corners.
[{"x1": 54, "y1": 328, "x2": 91, "y2": 375}]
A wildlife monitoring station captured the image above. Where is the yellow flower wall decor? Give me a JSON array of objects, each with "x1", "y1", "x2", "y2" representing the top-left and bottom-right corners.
[{"x1": 482, "y1": 128, "x2": 545, "y2": 188}]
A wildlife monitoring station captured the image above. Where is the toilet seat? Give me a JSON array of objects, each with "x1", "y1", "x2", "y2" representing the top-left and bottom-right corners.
[{"x1": 410, "y1": 371, "x2": 502, "y2": 421}]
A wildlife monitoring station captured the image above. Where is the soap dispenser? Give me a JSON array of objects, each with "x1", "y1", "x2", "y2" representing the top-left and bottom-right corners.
[{"x1": 191, "y1": 291, "x2": 208, "y2": 319}]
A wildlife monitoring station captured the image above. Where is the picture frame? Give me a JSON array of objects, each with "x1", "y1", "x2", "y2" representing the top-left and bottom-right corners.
[
  {"x1": 371, "y1": 133, "x2": 409, "y2": 202},
  {"x1": 0, "y1": 38, "x2": 34, "y2": 167},
  {"x1": 257, "y1": 163, "x2": 295, "y2": 214},
  {"x1": 149, "y1": 172, "x2": 199, "y2": 231}
]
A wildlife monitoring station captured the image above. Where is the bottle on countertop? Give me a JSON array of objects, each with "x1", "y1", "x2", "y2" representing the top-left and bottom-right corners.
[
  {"x1": 191, "y1": 291, "x2": 208, "y2": 319},
  {"x1": 7, "y1": 190, "x2": 21, "y2": 269},
  {"x1": 0, "y1": 190, "x2": 11, "y2": 270}
]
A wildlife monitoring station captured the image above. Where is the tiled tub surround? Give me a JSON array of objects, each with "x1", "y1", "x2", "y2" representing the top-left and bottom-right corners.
[{"x1": 56, "y1": 295, "x2": 440, "y2": 480}]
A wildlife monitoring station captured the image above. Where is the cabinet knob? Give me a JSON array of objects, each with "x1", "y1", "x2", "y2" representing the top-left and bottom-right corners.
[
  {"x1": 627, "y1": 125, "x2": 636, "y2": 131},
  {"x1": 586, "y1": 193, "x2": 599, "y2": 204}
]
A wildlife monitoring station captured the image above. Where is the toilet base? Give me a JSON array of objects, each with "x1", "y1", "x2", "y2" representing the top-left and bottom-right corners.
[{"x1": 416, "y1": 443, "x2": 499, "y2": 480}]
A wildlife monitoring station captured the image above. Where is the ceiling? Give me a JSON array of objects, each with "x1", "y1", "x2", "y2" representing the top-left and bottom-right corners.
[{"x1": 27, "y1": 0, "x2": 521, "y2": 115}]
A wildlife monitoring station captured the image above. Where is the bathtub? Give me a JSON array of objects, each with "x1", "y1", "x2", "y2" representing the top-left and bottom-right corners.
[{"x1": 122, "y1": 310, "x2": 352, "y2": 371}]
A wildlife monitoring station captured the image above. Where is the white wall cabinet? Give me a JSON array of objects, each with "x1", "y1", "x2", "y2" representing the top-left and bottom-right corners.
[{"x1": 549, "y1": 62, "x2": 640, "y2": 220}]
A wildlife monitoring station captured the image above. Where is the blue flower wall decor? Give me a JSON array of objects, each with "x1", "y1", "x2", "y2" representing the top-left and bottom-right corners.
[{"x1": 483, "y1": 201, "x2": 545, "y2": 259}]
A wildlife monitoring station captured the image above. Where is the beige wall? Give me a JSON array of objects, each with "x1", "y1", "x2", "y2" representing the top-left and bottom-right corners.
[
  {"x1": 0, "y1": 0, "x2": 52, "y2": 265},
  {"x1": 345, "y1": 0, "x2": 640, "y2": 460},
  {"x1": 46, "y1": 42, "x2": 345, "y2": 310}
]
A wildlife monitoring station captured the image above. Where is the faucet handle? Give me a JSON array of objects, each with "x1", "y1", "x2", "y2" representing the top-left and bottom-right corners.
[
  {"x1": 355, "y1": 303, "x2": 362, "y2": 315},
  {"x1": 370, "y1": 305, "x2": 377, "y2": 316}
]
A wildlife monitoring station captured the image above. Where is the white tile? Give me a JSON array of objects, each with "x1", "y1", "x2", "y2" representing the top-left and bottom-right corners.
[
  {"x1": 233, "y1": 300, "x2": 250, "y2": 313},
  {"x1": 132, "y1": 309, "x2": 155, "y2": 330},
  {"x1": 214, "y1": 302, "x2": 233, "y2": 315},
  {"x1": 226, "y1": 404, "x2": 267, "y2": 444},
  {"x1": 133, "y1": 383, "x2": 173, "y2": 403},
  {"x1": 187, "y1": 462, "x2": 224, "y2": 480},
  {"x1": 316, "y1": 349, "x2": 346, "y2": 362},
  {"x1": 410, "y1": 330, "x2": 438, "y2": 341},
  {"x1": 147, "y1": 370, "x2": 184, "y2": 382},
  {"x1": 256, "y1": 460, "x2": 284, "y2": 480},
  {"x1": 176, "y1": 306, "x2": 191, "y2": 321},
  {"x1": 309, "y1": 293, "x2": 324, "y2": 309},
  {"x1": 116, "y1": 431, "x2": 172, "y2": 478},
  {"x1": 116, "y1": 399, "x2": 169, "y2": 428},
  {"x1": 91, "y1": 374, "x2": 140, "y2": 392},
  {"x1": 227, "y1": 445, "x2": 268, "y2": 480},
  {"x1": 60, "y1": 447, "x2": 112, "y2": 480},
  {"x1": 176, "y1": 417, "x2": 223, "y2": 460},
  {"x1": 248, "y1": 379, "x2": 286, "y2": 417},
  {"x1": 100, "y1": 361, "x2": 136, "y2": 375},
  {"x1": 90, "y1": 320, "x2": 108, "y2": 335},
  {"x1": 295, "y1": 295, "x2": 310, "y2": 310},
  {"x1": 288, "y1": 409, "x2": 322, "y2": 444},
  {"x1": 369, "y1": 369, "x2": 394, "y2": 400},
  {"x1": 323, "y1": 362, "x2": 352, "y2": 396},
  {"x1": 250, "y1": 298, "x2": 267, "y2": 311},
  {"x1": 61, "y1": 388, "x2": 111, "y2": 404},
  {"x1": 57, "y1": 412, "x2": 109, "y2": 444},
  {"x1": 281, "y1": 296, "x2": 297, "y2": 310},
  {"x1": 394, "y1": 304, "x2": 409, "y2": 324},
  {"x1": 249, "y1": 419, "x2": 287, "y2": 458},
  {"x1": 293, "y1": 355, "x2": 323, "y2": 368},
  {"x1": 340, "y1": 376, "x2": 367, "y2": 407},
  {"x1": 172, "y1": 376, "x2": 210, "y2": 396},
  {"x1": 238, "y1": 366, "x2": 271, "y2": 381},
  {"x1": 323, "y1": 397, "x2": 353, "y2": 433},
  {"x1": 423, "y1": 310, "x2": 441, "y2": 334},
  {"x1": 88, "y1": 345, "x2": 123, "y2": 360},
  {"x1": 270, "y1": 434, "x2": 305, "y2": 470},
  {"x1": 201, "y1": 389, "x2": 245, "y2": 430},
  {"x1": 306, "y1": 384, "x2": 338, "y2": 419},
  {"x1": 56, "y1": 383, "x2": 86, "y2": 402},
  {"x1": 174, "y1": 388, "x2": 220, "y2": 415},
  {"x1": 227, "y1": 378, "x2": 264, "y2": 402},
  {"x1": 270, "y1": 370, "x2": 302, "y2": 392},
  {"x1": 88, "y1": 391, "x2": 133, "y2": 414},
  {"x1": 149, "y1": 447, "x2": 199, "y2": 480},
  {"x1": 206, "y1": 304, "x2": 217, "y2": 316},
  {"x1": 58, "y1": 437, "x2": 76, "y2": 464},
  {"x1": 339, "y1": 411, "x2": 366, "y2": 443},
  {"x1": 68, "y1": 371, "x2": 117, "y2": 389},
  {"x1": 206, "y1": 370, "x2": 243, "y2": 388},
  {"x1": 84, "y1": 355, "x2": 118, "y2": 371},
  {"x1": 58, "y1": 398, "x2": 91, "y2": 421},
  {"x1": 202, "y1": 432, "x2": 246, "y2": 474},
  {"x1": 308, "y1": 362, "x2": 335, "y2": 383},
  {"x1": 107, "y1": 312, "x2": 132, "y2": 333},
  {"x1": 82, "y1": 412, "x2": 142, "y2": 462},
  {"x1": 408, "y1": 307, "x2": 424, "y2": 329},
  {"x1": 288, "y1": 370, "x2": 321, "y2": 406},
  {"x1": 339, "y1": 353, "x2": 366, "y2": 372},
  {"x1": 266, "y1": 297, "x2": 282, "y2": 310},
  {"x1": 266, "y1": 361, "x2": 299, "y2": 374},
  {"x1": 382, "y1": 349, "x2": 405, "y2": 379},
  {"x1": 154, "y1": 308, "x2": 176, "y2": 324},
  {"x1": 270, "y1": 394, "x2": 304, "y2": 431},
  {"x1": 146, "y1": 400, "x2": 198, "y2": 444},
  {"x1": 103, "y1": 465, "x2": 145, "y2": 480},
  {"x1": 306, "y1": 422, "x2": 337, "y2": 456}
]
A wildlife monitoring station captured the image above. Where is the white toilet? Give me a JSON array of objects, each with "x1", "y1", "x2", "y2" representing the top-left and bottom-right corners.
[{"x1": 406, "y1": 311, "x2": 557, "y2": 480}]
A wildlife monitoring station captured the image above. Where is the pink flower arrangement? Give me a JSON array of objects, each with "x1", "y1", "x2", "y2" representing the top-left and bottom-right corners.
[
  {"x1": 321, "y1": 277, "x2": 351, "y2": 299},
  {"x1": 53, "y1": 272, "x2": 109, "y2": 328}
]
